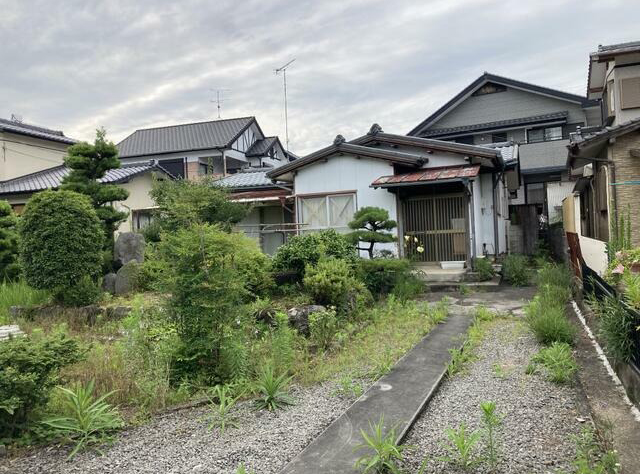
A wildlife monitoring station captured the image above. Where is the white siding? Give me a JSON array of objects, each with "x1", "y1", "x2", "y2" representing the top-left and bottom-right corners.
[{"x1": 546, "y1": 181, "x2": 574, "y2": 224}]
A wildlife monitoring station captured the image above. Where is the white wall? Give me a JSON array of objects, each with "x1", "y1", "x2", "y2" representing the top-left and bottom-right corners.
[
  {"x1": 546, "y1": 181, "x2": 574, "y2": 224},
  {"x1": 0, "y1": 132, "x2": 69, "y2": 180},
  {"x1": 114, "y1": 171, "x2": 170, "y2": 234}
]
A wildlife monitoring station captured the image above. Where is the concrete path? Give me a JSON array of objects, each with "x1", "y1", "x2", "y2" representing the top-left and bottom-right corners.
[{"x1": 280, "y1": 312, "x2": 472, "y2": 474}]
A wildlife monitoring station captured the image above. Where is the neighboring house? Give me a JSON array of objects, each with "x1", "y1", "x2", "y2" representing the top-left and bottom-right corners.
[
  {"x1": 0, "y1": 161, "x2": 175, "y2": 233},
  {"x1": 214, "y1": 169, "x2": 295, "y2": 254},
  {"x1": 0, "y1": 117, "x2": 76, "y2": 181},
  {"x1": 117, "y1": 116, "x2": 291, "y2": 179},
  {"x1": 566, "y1": 41, "x2": 640, "y2": 274},
  {"x1": 408, "y1": 73, "x2": 601, "y2": 254},
  {"x1": 266, "y1": 125, "x2": 517, "y2": 266}
]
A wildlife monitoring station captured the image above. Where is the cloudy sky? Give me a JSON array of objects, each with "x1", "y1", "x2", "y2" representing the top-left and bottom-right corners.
[{"x1": 1, "y1": 0, "x2": 639, "y2": 155}]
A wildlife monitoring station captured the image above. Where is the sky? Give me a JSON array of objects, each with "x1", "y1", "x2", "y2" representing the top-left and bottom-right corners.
[{"x1": 1, "y1": 0, "x2": 640, "y2": 156}]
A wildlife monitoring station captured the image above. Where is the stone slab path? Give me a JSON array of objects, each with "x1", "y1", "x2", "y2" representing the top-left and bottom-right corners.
[{"x1": 280, "y1": 312, "x2": 473, "y2": 474}]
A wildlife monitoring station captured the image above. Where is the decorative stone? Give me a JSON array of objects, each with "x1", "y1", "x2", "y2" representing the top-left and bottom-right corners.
[
  {"x1": 0, "y1": 444, "x2": 6, "y2": 457},
  {"x1": 286, "y1": 305, "x2": 326, "y2": 335},
  {"x1": 79, "y1": 305, "x2": 103, "y2": 326},
  {"x1": 114, "y1": 232, "x2": 146, "y2": 267},
  {"x1": 106, "y1": 306, "x2": 132, "y2": 320},
  {"x1": 115, "y1": 261, "x2": 140, "y2": 296},
  {"x1": 0, "y1": 325, "x2": 24, "y2": 341},
  {"x1": 103, "y1": 272, "x2": 117, "y2": 294}
]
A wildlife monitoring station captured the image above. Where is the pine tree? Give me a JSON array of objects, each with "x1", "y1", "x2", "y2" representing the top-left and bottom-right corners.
[
  {"x1": 0, "y1": 201, "x2": 20, "y2": 281},
  {"x1": 347, "y1": 206, "x2": 397, "y2": 259},
  {"x1": 61, "y1": 129, "x2": 129, "y2": 250}
]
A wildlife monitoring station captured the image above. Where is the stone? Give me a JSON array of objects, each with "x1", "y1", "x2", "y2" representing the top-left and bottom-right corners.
[
  {"x1": 0, "y1": 325, "x2": 24, "y2": 341},
  {"x1": 286, "y1": 305, "x2": 326, "y2": 335},
  {"x1": 114, "y1": 232, "x2": 145, "y2": 267},
  {"x1": 115, "y1": 261, "x2": 140, "y2": 296},
  {"x1": 78, "y1": 305, "x2": 103, "y2": 326},
  {"x1": 106, "y1": 306, "x2": 132, "y2": 320},
  {"x1": 103, "y1": 272, "x2": 117, "y2": 294},
  {"x1": 0, "y1": 444, "x2": 6, "y2": 457}
]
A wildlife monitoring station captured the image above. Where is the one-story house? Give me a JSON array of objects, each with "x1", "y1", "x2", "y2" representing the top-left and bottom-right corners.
[{"x1": 264, "y1": 125, "x2": 518, "y2": 266}]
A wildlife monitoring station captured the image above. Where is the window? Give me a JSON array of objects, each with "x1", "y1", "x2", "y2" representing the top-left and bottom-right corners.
[
  {"x1": 608, "y1": 80, "x2": 616, "y2": 116},
  {"x1": 452, "y1": 135, "x2": 474, "y2": 145},
  {"x1": 491, "y1": 132, "x2": 507, "y2": 143},
  {"x1": 299, "y1": 193, "x2": 356, "y2": 232},
  {"x1": 526, "y1": 125, "x2": 564, "y2": 143},
  {"x1": 132, "y1": 210, "x2": 154, "y2": 231},
  {"x1": 620, "y1": 77, "x2": 640, "y2": 110}
]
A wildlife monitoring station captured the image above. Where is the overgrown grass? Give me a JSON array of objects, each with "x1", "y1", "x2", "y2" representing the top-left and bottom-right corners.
[
  {"x1": 447, "y1": 306, "x2": 500, "y2": 377},
  {"x1": 528, "y1": 342, "x2": 578, "y2": 384},
  {"x1": 502, "y1": 254, "x2": 530, "y2": 286},
  {"x1": 0, "y1": 281, "x2": 50, "y2": 324}
]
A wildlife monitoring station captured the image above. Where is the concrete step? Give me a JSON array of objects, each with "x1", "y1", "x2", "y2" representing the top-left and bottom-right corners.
[{"x1": 279, "y1": 312, "x2": 472, "y2": 474}]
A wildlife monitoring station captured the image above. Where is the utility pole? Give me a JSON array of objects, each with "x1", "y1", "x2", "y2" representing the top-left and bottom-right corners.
[
  {"x1": 210, "y1": 89, "x2": 230, "y2": 119},
  {"x1": 275, "y1": 59, "x2": 295, "y2": 150}
]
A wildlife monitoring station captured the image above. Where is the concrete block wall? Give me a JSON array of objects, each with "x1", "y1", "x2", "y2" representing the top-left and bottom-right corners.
[{"x1": 611, "y1": 132, "x2": 640, "y2": 246}]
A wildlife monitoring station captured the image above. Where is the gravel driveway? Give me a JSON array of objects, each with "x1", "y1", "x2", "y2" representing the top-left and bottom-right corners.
[
  {"x1": 402, "y1": 317, "x2": 588, "y2": 473},
  {"x1": 2, "y1": 382, "x2": 354, "y2": 474}
]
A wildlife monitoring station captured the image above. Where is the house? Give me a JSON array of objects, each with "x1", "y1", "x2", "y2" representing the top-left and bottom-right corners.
[
  {"x1": 0, "y1": 161, "x2": 175, "y2": 233},
  {"x1": 565, "y1": 41, "x2": 640, "y2": 274},
  {"x1": 266, "y1": 125, "x2": 518, "y2": 266},
  {"x1": 116, "y1": 116, "x2": 291, "y2": 179},
  {"x1": 408, "y1": 73, "x2": 601, "y2": 254}
]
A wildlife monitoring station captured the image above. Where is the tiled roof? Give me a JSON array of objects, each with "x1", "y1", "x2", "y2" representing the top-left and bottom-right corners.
[
  {"x1": 214, "y1": 168, "x2": 281, "y2": 189},
  {"x1": 419, "y1": 112, "x2": 569, "y2": 137},
  {"x1": 480, "y1": 142, "x2": 517, "y2": 163},
  {"x1": 246, "y1": 137, "x2": 279, "y2": 157},
  {"x1": 0, "y1": 118, "x2": 76, "y2": 145},
  {"x1": 0, "y1": 162, "x2": 173, "y2": 195},
  {"x1": 570, "y1": 117, "x2": 640, "y2": 149},
  {"x1": 595, "y1": 41, "x2": 640, "y2": 54},
  {"x1": 372, "y1": 165, "x2": 481, "y2": 188},
  {"x1": 117, "y1": 117, "x2": 255, "y2": 158}
]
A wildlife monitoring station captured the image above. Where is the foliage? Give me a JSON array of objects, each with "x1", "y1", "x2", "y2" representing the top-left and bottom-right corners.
[
  {"x1": 205, "y1": 384, "x2": 241, "y2": 434},
  {"x1": 557, "y1": 426, "x2": 620, "y2": 474},
  {"x1": 43, "y1": 381, "x2": 122, "y2": 458},
  {"x1": 390, "y1": 273, "x2": 425, "y2": 302},
  {"x1": 501, "y1": 254, "x2": 530, "y2": 286},
  {"x1": 19, "y1": 190, "x2": 104, "y2": 304},
  {"x1": 304, "y1": 258, "x2": 361, "y2": 309},
  {"x1": 621, "y1": 271, "x2": 640, "y2": 311},
  {"x1": 447, "y1": 306, "x2": 497, "y2": 377},
  {"x1": 607, "y1": 206, "x2": 632, "y2": 262},
  {"x1": 272, "y1": 229, "x2": 357, "y2": 279},
  {"x1": 480, "y1": 401, "x2": 502, "y2": 472},
  {"x1": 56, "y1": 275, "x2": 102, "y2": 307},
  {"x1": 592, "y1": 295, "x2": 637, "y2": 363},
  {"x1": 473, "y1": 257, "x2": 495, "y2": 282},
  {"x1": 60, "y1": 129, "x2": 129, "y2": 250},
  {"x1": 526, "y1": 300, "x2": 576, "y2": 346},
  {"x1": 235, "y1": 464, "x2": 256, "y2": 474},
  {"x1": 0, "y1": 333, "x2": 85, "y2": 439},
  {"x1": 357, "y1": 258, "x2": 411, "y2": 296},
  {"x1": 334, "y1": 374, "x2": 364, "y2": 399},
  {"x1": 253, "y1": 364, "x2": 294, "y2": 411},
  {"x1": 354, "y1": 415, "x2": 407, "y2": 474},
  {"x1": 0, "y1": 201, "x2": 20, "y2": 281},
  {"x1": 0, "y1": 281, "x2": 49, "y2": 325},
  {"x1": 309, "y1": 307, "x2": 338, "y2": 351},
  {"x1": 530, "y1": 342, "x2": 578, "y2": 384},
  {"x1": 605, "y1": 247, "x2": 640, "y2": 284},
  {"x1": 439, "y1": 423, "x2": 482, "y2": 469},
  {"x1": 149, "y1": 177, "x2": 248, "y2": 232},
  {"x1": 346, "y1": 207, "x2": 397, "y2": 259}
]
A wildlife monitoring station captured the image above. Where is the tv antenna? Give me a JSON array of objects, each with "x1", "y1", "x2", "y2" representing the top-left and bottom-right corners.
[
  {"x1": 210, "y1": 89, "x2": 230, "y2": 118},
  {"x1": 275, "y1": 59, "x2": 295, "y2": 150}
]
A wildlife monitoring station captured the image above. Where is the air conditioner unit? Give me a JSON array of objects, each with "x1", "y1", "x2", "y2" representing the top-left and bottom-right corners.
[{"x1": 583, "y1": 163, "x2": 594, "y2": 177}]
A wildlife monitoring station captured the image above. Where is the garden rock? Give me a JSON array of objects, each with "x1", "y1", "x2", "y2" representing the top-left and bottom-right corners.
[
  {"x1": 0, "y1": 325, "x2": 24, "y2": 341},
  {"x1": 114, "y1": 232, "x2": 145, "y2": 267},
  {"x1": 115, "y1": 261, "x2": 140, "y2": 295},
  {"x1": 0, "y1": 444, "x2": 6, "y2": 457},
  {"x1": 287, "y1": 305, "x2": 326, "y2": 335},
  {"x1": 106, "y1": 306, "x2": 132, "y2": 320},
  {"x1": 102, "y1": 272, "x2": 117, "y2": 294}
]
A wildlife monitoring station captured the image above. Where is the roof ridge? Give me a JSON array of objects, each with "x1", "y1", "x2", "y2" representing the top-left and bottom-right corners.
[
  {"x1": 130, "y1": 116, "x2": 255, "y2": 133},
  {"x1": 481, "y1": 72, "x2": 588, "y2": 101},
  {"x1": 0, "y1": 118, "x2": 66, "y2": 136}
]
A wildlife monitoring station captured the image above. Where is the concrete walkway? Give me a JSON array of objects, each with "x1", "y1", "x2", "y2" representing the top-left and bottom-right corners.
[{"x1": 280, "y1": 312, "x2": 472, "y2": 474}]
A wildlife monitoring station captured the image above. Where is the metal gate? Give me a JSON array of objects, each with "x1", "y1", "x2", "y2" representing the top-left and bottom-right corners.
[{"x1": 402, "y1": 194, "x2": 468, "y2": 262}]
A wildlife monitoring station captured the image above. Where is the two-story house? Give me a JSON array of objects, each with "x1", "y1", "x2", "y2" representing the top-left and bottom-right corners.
[
  {"x1": 408, "y1": 73, "x2": 601, "y2": 254},
  {"x1": 567, "y1": 41, "x2": 640, "y2": 273},
  {"x1": 116, "y1": 116, "x2": 289, "y2": 179}
]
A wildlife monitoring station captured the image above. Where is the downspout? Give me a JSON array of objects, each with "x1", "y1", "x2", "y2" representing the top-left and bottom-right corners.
[
  {"x1": 222, "y1": 149, "x2": 227, "y2": 177},
  {"x1": 491, "y1": 157, "x2": 505, "y2": 257},
  {"x1": 468, "y1": 180, "x2": 476, "y2": 262}
]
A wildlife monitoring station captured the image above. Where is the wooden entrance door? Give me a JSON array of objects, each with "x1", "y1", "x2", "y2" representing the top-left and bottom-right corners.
[{"x1": 402, "y1": 194, "x2": 468, "y2": 262}]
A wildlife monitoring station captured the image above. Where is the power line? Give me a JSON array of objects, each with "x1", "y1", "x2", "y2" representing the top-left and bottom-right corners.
[{"x1": 275, "y1": 59, "x2": 295, "y2": 151}]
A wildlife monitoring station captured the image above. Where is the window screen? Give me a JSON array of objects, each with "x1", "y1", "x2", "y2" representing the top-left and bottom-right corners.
[
  {"x1": 300, "y1": 196, "x2": 328, "y2": 229},
  {"x1": 620, "y1": 78, "x2": 640, "y2": 110},
  {"x1": 328, "y1": 194, "x2": 355, "y2": 228},
  {"x1": 299, "y1": 193, "x2": 355, "y2": 231}
]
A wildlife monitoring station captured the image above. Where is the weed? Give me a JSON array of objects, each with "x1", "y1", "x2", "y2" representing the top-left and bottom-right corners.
[
  {"x1": 480, "y1": 401, "x2": 503, "y2": 471},
  {"x1": 459, "y1": 284, "x2": 472, "y2": 297},
  {"x1": 502, "y1": 254, "x2": 530, "y2": 286},
  {"x1": 309, "y1": 307, "x2": 339, "y2": 351},
  {"x1": 593, "y1": 295, "x2": 637, "y2": 363},
  {"x1": 253, "y1": 364, "x2": 294, "y2": 411},
  {"x1": 559, "y1": 426, "x2": 620, "y2": 474},
  {"x1": 334, "y1": 375, "x2": 364, "y2": 399},
  {"x1": 235, "y1": 464, "x2": 256, "y2": 474},
  {"x1": 0, "y1": 281, "x2": 50, "y2": 324},
  {"x1": 205, "y1": 385, "x2": 241, "y2": 434},
  {"x1": 491, "y1": 363, "x2": 508, "y2": 379},
  {"x1": 526, "y1": 300, "x2": 576, "y2": 346},
  {"x1": 42, "y1": 381, "x2": 122, "y2": 458},
  {"x1": 354, "y1": 415, "x2": 407, "y2": 474},
  {"x1": 439, "y1": 423, "x2": 482, "y2": 469},
  {"x1": 530, "y1": 342, "x2": 578, "y2": 384},
  {"x1": 473, "y1": 257, "x2": 495, "y2": 282},
  {"x1": 447, "y1": 344, "x2": 476, "y2": 377}
]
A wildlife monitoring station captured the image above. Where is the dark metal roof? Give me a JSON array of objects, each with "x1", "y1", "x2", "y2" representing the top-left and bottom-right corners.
[
  {"x1": 0, "y1": 162, "x2": 174, "y2": 196},
  {"x1": 245, "y1": 136, "x2": 279, "y2": 157},
  {"x1": 0, "y1": 118, "x2": 76, "y2": 145},
  {"x1": 117, "y1": 117, "x2": 255, "y2": 158},
  {"x1": 418, "y1": 111, "x2": 569, "y2": 138},
  {"x1": 408, "y1": 72, "x2": 597, "y2": 136},
  {"x1": 371, "y1": 165, "x2": 480, "y2": 188}
]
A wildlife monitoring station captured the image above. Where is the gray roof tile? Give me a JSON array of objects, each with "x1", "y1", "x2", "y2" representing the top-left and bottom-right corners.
[
  {"x1": 0, "y1": 118, "x2": 76, "y2": 145},
  {"x1": 214, "y1": 168, "x2": 282, "y2": 189},
  {"x1": 245, "y1": 137, "x2": 278, "y2": 157},
  {"x1": 117, "y1": 117, "x2": 255, "y2": 158}
]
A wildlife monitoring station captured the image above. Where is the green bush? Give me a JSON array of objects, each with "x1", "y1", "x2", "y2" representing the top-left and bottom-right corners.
[
  {"x1": 0, "y1": 282, "x2": 49, "y2": 325},
  {"x1": 526, "y1": 298, "x2": 575, "y2": 345},
  {"x1": 309, "y1": 307, "x2": 338, "y2": 351},
  {"x1": 390, "y1": 273, "x2": 425, "y2": 302},
  {"x1": 502, "y1": 254, "x2": 530, "y2": 286},
  {"x1": 594, "y1": 295, "x2": 638, "y2": 363},
  {"x1": 357, "y1": 258, "x2": 411, "y2": 296},
  {"x1": 303, "y1": 258, "x2": 360, "y2": 309},
  {"x1": 473, "y1": 257, "x2": 494, "y2": 282},
  {"x1": 272, "y1": 229, "x2": 357, "y2": 279},
  {"x1": 530, "y1": 342, "x2": 577, "y2": 384},
  {"x1": 19, "y1": 190, "x2": 104, "y2": 304},
  {"x1": 57, "y1": 275, "x2": 102, "y2": 307},
  {"x1": 346, "y1": 206, "x2": 396, "y2": 259},
  {"x1": 0, "y1": 201, "x2": 20, "y2": 281},
  {"x1": 0, "y1": 333, "x2": 86, "y2": 439},
  {"x1": 536, "y1": 263, "x2": 572, "y2": 289}
]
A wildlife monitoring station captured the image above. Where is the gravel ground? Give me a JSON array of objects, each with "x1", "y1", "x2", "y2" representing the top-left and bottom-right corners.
[
  {"x1": 402, "y1": 317, "x2": 588, "y2": 474},
  {"x1": 1, "y1": 382, "x2": 355, "y2": 474}
]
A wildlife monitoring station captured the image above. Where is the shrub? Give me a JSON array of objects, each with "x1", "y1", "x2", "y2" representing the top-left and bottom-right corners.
[
  {"x1": 0, "y1": 333, "x2": 85, "y2": 438},
  {"x1": 304, "y1": 258, "x2": 360, "y2": 309},
  {"x1": 473, "y1": 257, "x2": 494, "y2": 281},
  {"x1": 536, "y1": 262, "x2": 572, "y2": 289},
  {"x1": 19, "y1": 190, "x2": 104, "y2": 304},
  {"x1": 309, "y1": 307, "x2": 338, "y2": 351},
  {"x1": 390, "y1": 273, "x2": 424, "y2": 302},
  {"x1": 526, "y1": 299, "x2": 575, "y2": 345},
  {"x1": 502, "y1": 254, "x2": 530, "y2": 286},
  {"x1": 530, "y1": 342, "x2": 578, "y2": 384},
  {"x1": 0, "y1": 201, "x2": 20, "y2": 281},
  {"x1": 272, "y1": 229, "x2": 357, "y2": 279},
  {"x1": 57, "y1": 275, "x2": 102, "y2": 307},
  {"x1": 357, "y1": 258, "x2": 411, "y2": 296},
  {"x1": 346, "y1": 206, "x2": 397, "y2": 259},
  {"x1": 594, "y1": 295, "x2": 637, "y2": 363}
]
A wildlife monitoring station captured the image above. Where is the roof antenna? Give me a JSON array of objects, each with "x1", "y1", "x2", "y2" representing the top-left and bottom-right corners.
[
  {"x1": 10, "y1": 114, "x2": 23, "y2": 123},
  {"x1": 275, "y1": 59, "x2": 295, "y2": 150},
  {"x1": 210, "y1": 89, "x2": 230, "y2": 119}
]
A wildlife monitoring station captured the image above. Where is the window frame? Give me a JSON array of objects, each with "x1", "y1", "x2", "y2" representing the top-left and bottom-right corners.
[
  {"x1": 297, "y1": 191, "x2": 357, "y2": 232},
  {"x1": 526, "y1": 125, "x2": 565, "y2": 144}
]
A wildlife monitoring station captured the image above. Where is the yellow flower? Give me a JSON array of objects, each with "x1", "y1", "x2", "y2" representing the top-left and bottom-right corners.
[
  {"x1": 417, "y1": 246, "x2": 424, "y2": 253},
  {"x1": 414, "y1": 237, "x2": 419, "y2": 243},
  {"x1": 404, "y1": 235, "x2": 411, "y2": 241}
]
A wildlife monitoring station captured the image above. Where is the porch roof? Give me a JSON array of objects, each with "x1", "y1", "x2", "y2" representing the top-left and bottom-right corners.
[{"x1": 371, "y1": 165, "x2": 480, "y2": 189}]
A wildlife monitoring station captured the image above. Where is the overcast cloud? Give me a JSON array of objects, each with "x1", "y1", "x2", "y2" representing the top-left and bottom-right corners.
[{"x1": 1, "y1": 0, "x2": 639, "y2": 155}]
